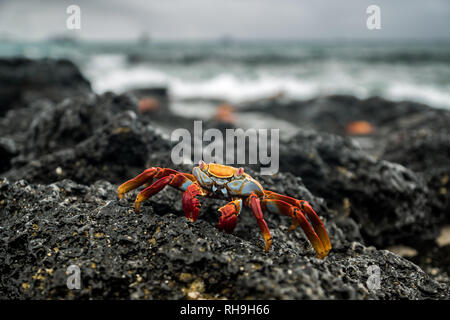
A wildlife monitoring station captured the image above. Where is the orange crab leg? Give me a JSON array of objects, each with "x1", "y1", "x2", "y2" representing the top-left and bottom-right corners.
[
  {"x1": 261, "y1": 192, "x2": 331, "y2": 258},
  {"x1": 264, "y1": 191, "x2": 331, "y2": 252},
  {"x1": 218, "y1": 199, "x2": 242, "y2": 233},
  {"x1": 134, "y1": 173, "x2": 193, "y2": 213},
  {"x1": 299, "y1": 200, "x2": 331, "y2": 254},
  {"x1": 117, "y1": 167, "x2": 181, "y2": 199},
  {"x1": 247, "y1": 192, "x2": 272, "y2": 252}
]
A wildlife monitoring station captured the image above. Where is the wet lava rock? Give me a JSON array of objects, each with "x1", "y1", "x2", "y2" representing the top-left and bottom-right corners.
[
  {"x1": 278, "y1": 129, "x2": 439, "y2": 248},
  {"x1": 0, "y1": 57, "x2": 449, "y2": 299},
  {"x1": 1, "y1": 178, "x2": 448, "y2": 299},
  {"x1": 0, "y1": 58, "x2": 91, "y2": 116}
]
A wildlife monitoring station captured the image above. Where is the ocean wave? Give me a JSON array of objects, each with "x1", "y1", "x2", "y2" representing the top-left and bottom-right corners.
[
  {"x1": 82, "y1": 52, "x2": 450, "y2": 109},
  {"x1": 386, "y1": 83, "x2": 450, "y2": 108}
]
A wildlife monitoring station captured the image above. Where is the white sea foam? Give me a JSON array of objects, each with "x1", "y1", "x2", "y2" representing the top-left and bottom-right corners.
[
  {"x1": 84, "y1": 55, "x2": 170, "y2": 93},
  {"x1": 171, "y1": 73, "x2": 319, "y2": 102},
  {"x1": 386, "y1": 82, "x2": 450, "y2": 108},
  {"x1": 83, "y1": 53, "x2": 450, "y2": 110}
]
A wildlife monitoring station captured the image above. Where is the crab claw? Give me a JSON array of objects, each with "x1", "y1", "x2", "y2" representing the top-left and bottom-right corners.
[
  {"x1": 218, "y1": 200, "x2": 241, "y2": 233},
  {"x1": 182, "y1": 184, "x2": 202, "y2": 222},
  {"x1": 218, "y1": 211, "x2": 238, "y2": 233}
]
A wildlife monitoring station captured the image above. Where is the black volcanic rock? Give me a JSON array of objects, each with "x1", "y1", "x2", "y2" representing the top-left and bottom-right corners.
[
  {"x1": 1, "y1": 57, "x2": 449, "y2": 300},
  {"x1": 238, "y1": 95, "x2": 428, "y2": 136},
  {"x1": 278, "y1": 129, "x2": 438, "y2": 248},
  {"x1": 0, "y1": 58, "x2": 91, "y2": 116},
  {"x1": 0, "y1": 99, "x2": 51, "y2": 145},
  {"x1": 5, "y1": 110, "x2": 172, "y2": 185},
  {"x1": 0, "y1": 138, "x2": 18, "y2": 173},
  {"x1": 0, "y1": 177, "x2": 448, "y2": 300},
  {"x1": 23, "y1": 92, "x2": 139, "y2": 157},
  {"x1": 379, "y1": 110, "x2": 450, "y2": 225}
]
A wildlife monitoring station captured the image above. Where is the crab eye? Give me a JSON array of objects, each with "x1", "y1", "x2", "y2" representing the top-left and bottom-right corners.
[
  {"x1": 199, "y1": 160, "x2": 207, "y2": 171},
  {"x1": 236, "y1": 167, "x2": 244, "y2": 177}
]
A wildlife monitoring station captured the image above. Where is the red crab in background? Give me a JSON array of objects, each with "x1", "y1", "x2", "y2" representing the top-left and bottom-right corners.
[{"x1": 118, "y1": 161, "x2": 331, "y2": 258}]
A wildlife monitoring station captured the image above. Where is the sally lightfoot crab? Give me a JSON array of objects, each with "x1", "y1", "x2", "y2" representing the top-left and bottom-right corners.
[{"x1": 118, "y1": 161, "x2": 331, "y2": 258}]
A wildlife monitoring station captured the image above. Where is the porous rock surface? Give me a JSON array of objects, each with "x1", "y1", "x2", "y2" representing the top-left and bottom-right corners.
[
  {"x1": 0, "y1": 58, "x2": 449, "y2": 299},
  {"x1": 278, "y1": 130, "x2": 439, "y2": 248},
  {"x1": 1, "y1": 176, "x2": 448, "y2": 299},
  {"x1": 0, "y1": 58, "x2": 91, "y2": 116}
]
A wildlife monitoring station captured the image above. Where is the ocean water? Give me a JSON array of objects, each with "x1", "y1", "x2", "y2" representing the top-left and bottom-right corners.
[{"x1": 1, "y1": 40, "x2": 450, "y2": 110}]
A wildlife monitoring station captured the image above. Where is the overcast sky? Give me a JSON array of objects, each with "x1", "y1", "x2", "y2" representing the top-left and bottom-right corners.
[{"x1": 0, "y1": 0, "x2": 449, "y2": 41}]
